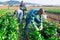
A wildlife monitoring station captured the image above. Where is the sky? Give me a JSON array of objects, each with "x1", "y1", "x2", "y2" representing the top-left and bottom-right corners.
[{"x1": 0, "y1": 0, "x2": 60, "y2": 5}]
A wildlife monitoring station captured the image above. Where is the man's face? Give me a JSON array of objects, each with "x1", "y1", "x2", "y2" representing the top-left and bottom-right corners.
[
  {"x1": 38, "y1": 9, "x2": 43, "y2": 15},
  {"x1": 38, "y1": 8, "x2": 44, "y2": 15}
]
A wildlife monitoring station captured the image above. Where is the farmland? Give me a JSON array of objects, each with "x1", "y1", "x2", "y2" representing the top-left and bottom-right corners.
[
  {"x1": 45, "y1": 9, "x2": 60, "y2": 14},
  {"x1": 0, "y1": 6, "x2": 60, "y2": 40},
  {"x1": 0, "y1": 10, "x2": 19, "y2": 40}
]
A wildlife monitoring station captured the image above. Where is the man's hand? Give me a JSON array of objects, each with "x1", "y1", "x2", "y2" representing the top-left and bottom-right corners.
[{"x1": 39, "y1": 25, "x2": 43, "y2": 31}]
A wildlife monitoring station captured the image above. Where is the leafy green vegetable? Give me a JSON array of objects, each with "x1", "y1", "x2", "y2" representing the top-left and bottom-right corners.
[{"x1": 0, "y1": 11, "x2": 18, "y2": 40}]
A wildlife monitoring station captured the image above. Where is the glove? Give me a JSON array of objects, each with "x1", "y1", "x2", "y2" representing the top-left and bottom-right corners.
[{"x1": 39, "y1": 25, "x2": 43, "y2": 31}]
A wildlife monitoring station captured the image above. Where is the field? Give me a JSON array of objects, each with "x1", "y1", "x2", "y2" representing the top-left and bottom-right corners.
[{"x1": 0, "y1": 6, "x2": 60, "y2": 40}]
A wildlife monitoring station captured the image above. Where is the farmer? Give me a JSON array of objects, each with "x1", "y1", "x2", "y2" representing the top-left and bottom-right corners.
[
  {"x1": 23, "y1": 8, "x2": 47, "y2": 40},
  {"x1": 20, "y1": 1, "x2": 27, "y2": 17},
  {"x1": 14, "y1": 9, "x2": 23, "y2": 24},
  {"x1": 24, "y1": 8, "x2": 47, "y2": 31}
]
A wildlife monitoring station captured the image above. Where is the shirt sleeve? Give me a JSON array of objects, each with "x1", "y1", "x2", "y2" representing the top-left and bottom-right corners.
[
  {"x1": 31, "y1": 17, "x2": 39, "y2": 30},
  {"x1": 35, "y1": 16, "x2": 41, "y2": 24},
  {"x1": 31, "y1": 10, "x2": 38, "y2": 17},
  {"x1": 31, "y1": 17, "x2": 37, "y2": 27}
]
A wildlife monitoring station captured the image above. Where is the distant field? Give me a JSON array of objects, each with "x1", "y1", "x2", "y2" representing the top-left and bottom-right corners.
[
  {"x1": 26, "y1": 6, "x2": 60, "y2": 10},
  {"x1": 0, "y1": 6, "x2": 19, "y2": 10},
  {"x1": 45, "y1": 9, "x2": 60, "y2": 14},
  {"x1": 26, "y1": 6, "x2": 60, "y2": 14},
  {"x1": 0, "y1": 6, "x2": 60, "y2": 10},
  {"x1": 0, "y1": 6, "x2": 60, "y2": 15}
]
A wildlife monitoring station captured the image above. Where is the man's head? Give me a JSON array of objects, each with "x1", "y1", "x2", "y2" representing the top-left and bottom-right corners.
[
  {"x1": 38, "y1": 8, "x2": 44, "y2": 15},
  {"x1": 21, "y1": 1, "x2": 23, "y2": 3}
]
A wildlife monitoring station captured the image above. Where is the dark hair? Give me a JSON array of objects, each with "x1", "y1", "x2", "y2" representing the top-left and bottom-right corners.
[{"x1": 38, "y1": 8, "x2": 44, "y2": 15}]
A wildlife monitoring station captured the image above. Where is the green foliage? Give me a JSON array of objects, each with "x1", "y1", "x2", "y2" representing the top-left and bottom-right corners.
[
  {"x1": 0, "y1": 12, "x2": 18, "y2": 40},
  {"x1": 0, "y1": 10, "x2": 60, "y2": 40},
  {"x1": 29, "y1": 30, "x2": 45, "y2": 40},
  {"x1": 0, "y1": 9, "x2": 7, "y2": 14},
  {"x1": 45, "y1": 9, "x2": 60, "y2": 14},
  {"x1": 48, "y1": 36, "x2": 57, "y2": 40},
  {"x1": 42, "y1": 21, "x2": 57, "y2": 40},
  {"x1": 27, "y1": 21, "x2": 58, "y2": 40}
]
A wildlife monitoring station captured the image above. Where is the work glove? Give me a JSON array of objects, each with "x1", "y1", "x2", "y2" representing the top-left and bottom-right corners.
[{"x1": 39, "y1": 25, "x2": 43, "y2": 31}]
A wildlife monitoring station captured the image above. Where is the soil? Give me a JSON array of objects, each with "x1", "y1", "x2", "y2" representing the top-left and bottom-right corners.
[{"x1": 46, "y1": 12, "x2": 60, "y2": 26}]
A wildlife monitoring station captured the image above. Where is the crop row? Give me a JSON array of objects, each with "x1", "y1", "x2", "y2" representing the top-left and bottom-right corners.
[
  {"x1": 0, "y1": 9, "x2": 9, "y2": 17},
  {"x1": 0, "y1": 11, "x2": 18, "y2": 40},
  {"x1": 0, "y1": 10, "x2": 60, "y2": 40},
  {"x1": 20, "y1": 13, "x2": 60, "y2": 40},
  {"x1": 0, "y1": 9, "x2": 8, "y2": 14},
  {"x1": 0, "y1": 9, "x2": 14, "y2": 17},
  {"x1": 19, "y1": 19, "x2": 60, "y2": 40},
  {"x1": 45, "y1": 9, "x2": 60, "y2": 14}
]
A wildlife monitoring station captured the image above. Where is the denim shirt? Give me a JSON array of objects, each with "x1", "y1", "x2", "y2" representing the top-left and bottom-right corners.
[{"x1": 26, "y1": 9, "x2": 39, "y2": 19}]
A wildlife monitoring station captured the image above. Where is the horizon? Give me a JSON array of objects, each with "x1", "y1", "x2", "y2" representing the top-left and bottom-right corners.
[{"x1": 0, "y1": 0, "x2": 60, "y2": 6}]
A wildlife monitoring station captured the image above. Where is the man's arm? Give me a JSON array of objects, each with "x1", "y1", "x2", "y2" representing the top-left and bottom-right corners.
[
  {"x1": 14, "y1": 10, "x2": 17, "y2": 17},
  {"x1": 35, "y1": 15, "x2": 41, "y2": 24},
  {"x1": 31, "y1": 17, "x2": 39, "y2": 31}
]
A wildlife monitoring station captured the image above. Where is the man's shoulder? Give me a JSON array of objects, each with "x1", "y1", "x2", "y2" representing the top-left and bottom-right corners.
[
  {"x1": 29, "y1": 8, "x2": 38, "y2": 12},
  {"x1": 31, "y1": 8, "x2": 39, "y2": 10}
]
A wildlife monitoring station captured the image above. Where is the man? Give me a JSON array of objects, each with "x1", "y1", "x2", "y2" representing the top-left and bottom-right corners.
[
  {"x1": 23, "y1": 8, "x2": 47, "y2": 40},
  {"x1": 20, "y1": 1, "x2": 27, "y2": 17},
  {"x1": 24, "y1": 8, "x2": 47, "y2": 31},
  {"x1": 14, "y1": 9, "x2": 23, "y2": 24}
]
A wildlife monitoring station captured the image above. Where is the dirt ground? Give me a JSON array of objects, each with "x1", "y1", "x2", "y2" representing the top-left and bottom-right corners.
[
  {"x1": 46, "y1": 12, "x2": 60, "y2": 26},
  {"x1": 0, "y1": 6, "x2": 19, "y2": 10}
]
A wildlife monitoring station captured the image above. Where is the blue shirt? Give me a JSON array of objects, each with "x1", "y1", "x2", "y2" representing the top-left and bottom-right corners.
[{"x1": 26, "y1": 9, "x2": 39, "y2": 19}]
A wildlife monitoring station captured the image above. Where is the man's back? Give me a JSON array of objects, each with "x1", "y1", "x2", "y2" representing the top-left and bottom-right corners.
[
  {"x1": 14, "y1": 9, "x2": 23, "y2": 19},
  {"x1": 26, "y1": 9, "x2": 39, "y2": 18}
]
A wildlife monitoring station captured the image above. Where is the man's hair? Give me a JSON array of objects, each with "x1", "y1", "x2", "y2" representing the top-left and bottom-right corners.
[
  {"x1": 21, "y1": 1, "x2": 23, "y2": 2},
  {"x1": 39, "y1": 8, "x2": 44, "y2": 12},
  {"x1": 38, "y1": 8, "x2": 44, "y2": 15}
]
